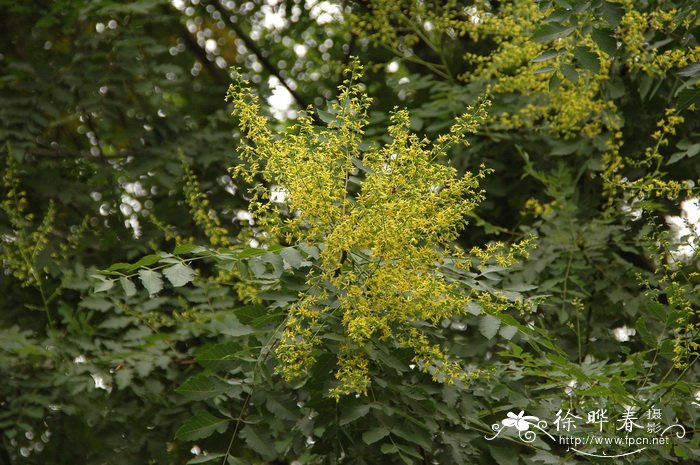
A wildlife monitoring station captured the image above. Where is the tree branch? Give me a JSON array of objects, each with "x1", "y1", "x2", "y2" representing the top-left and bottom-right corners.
[{"x1": 210, "y1": 0, "x2": 311, "y2": 110}]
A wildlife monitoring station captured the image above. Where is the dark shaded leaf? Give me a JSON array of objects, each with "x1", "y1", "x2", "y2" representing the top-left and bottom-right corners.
[{"x1": 175, "y1": 411, "x2": 229, "y2": 440}]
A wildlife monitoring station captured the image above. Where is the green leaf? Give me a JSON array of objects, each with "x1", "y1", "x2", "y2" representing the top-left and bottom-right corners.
[
  {"x1": 186, "y1": 454, "x2": 226, "y2": 464},
  {"x1": 173, "y1": 243, "x2": 200, "y2": 254},
  {"x1": 249, "y1": 253, "x2": 284, "y2": 279},
  {"x1": 280, "y1": 247, "x2": 305, "y2": 268},
  {"x1": 676, "y1": 87, "x2": 700, "y2": 110},
  {"x1": 339, "y1": 403, "x2": 371, "y2": 425},
  {"x1": 544, "y1": 7, "x2": 572, "y2": 24},
  {"x1": 499, "y1": 325, "x2": 518, "y2": 340},
  {"x1": 380, "y1": 443, "x2": 398, "y2": 454},
  {"x1": 490, "y1": 445, "x2": 518, "y2": 464},
  {"x1": 639, "y1": 75, "x2": 654, "y2": 100},
  {"x1": 317, "y1": 108, "x2": 335, "y2": 123},
  {"x1": 560, "y1": 63, "x2": 579, "y2": 83},
  {"x1": 298, "y1": 242, "x2": 320, "y2": 259},
  {"x1": 119, "y1": 277, "x2": 137, "y2": 297},
  {"x1": 138, "y1": 269, "x2": 163, "y2": 295},
  {"x1": 534, "y1": 66, "x2": 556, "y2": 75},
  {"x1": 114, "y1": 368, "x2": 134, "y2": 390},
  {"x1": 592, "y1": 28, "x2": 617, "y2": 55},
  {"x1": 392, "y1": 426, "x2": 431, "y2": 450},
  {"x1": 107, "y1": 262, "x2": 132, "y2": 272},
  {"x1": 176, "y1": 375, "x2": 232, "y2": 400},
  {"x1": 362, "y1": 426, "x2": 390, "y2": 445},
  {"x1": 240, "y1": 426, "x2": 276, "y2": 461},
  {"x1": 99, "y1": 316, "x2": 135, "y2": 329},
  {"x1": 531, "y1": 49, "x2": 565, "y2": 63},
  {"x1": 175, "y1": 411, "x2": 229, "y2": 440},
  {"x1": 131, "y1": 254, "x2": 162, "y2": 270},
  {"x1": 234, "y1": 304, "x2": 267, "y2": 324},
  {"x1": 677, "y1": 62, "x2": 700, "y2": 78},
  {"x1": 80, "y1": 296, "x2": 112, "y2": 311},
  {"x1": 195, "y1": 342, "x2": 241, "y2": 370},
  {"x1": 93, "y1": 278, "x2": 114, "y2": 293},
  {"x1": 162, "y1": 263, "x2": 195, "y2": 287},
  {"x1": 549, "y1": 73, "x2": 561, "y2": 91},
  {"x1": 478, "y1": 314, "x2": 501, "y2": 339},
  {"x1": 532, "y1": 24, "x2": 575, "y2": 43},
  {"x1": 635, "y1": 316, "x2": 655, "y2": 346},
  {"x1": 601, "y1": 1, "x2": 624, "y2": 26},
  {"x1": 573, "y1": 46, "x2": 600, "y2": 73},
  {"x1": 235, "y1": 247, "x2": 267, "y2": 259},
  {"x1": 666, "y1": 151, "x2": 687, "y2": 165}
]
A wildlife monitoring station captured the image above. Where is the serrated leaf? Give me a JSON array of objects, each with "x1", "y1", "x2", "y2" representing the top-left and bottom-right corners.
[
  {"x1": 549, "y1": 73, "x2": 561, "y2": 91},
  {"x1": 114, "y1": 368, "x2": 133, "y2": 390},
  {"x1": 99, "y1": 316, "x2": 135, "y2": 329},
  {"x1": 506, "y1": 283, "x2": 537, "y2": 292},
  {"x1": 499, "y1": 325, "x2": 518, "y2": 340},
  {"x1": 240, "y1": 426, "x2": 276, "y2": 461},
  {"x1": 352, "y1": 156, "x2": 375, "y2": 175},
  {"x1": 280, "y1": 247, "x2": 305, "y2": 268},
  {"x1": 119, "y1": 277, "x2": 137, "y2": 297},
  {"x1": 234, "y1": 304, "x2": 267, "y2": 324},
  {"x1": 591, "y1": 28, "x2": 617, "y2": 55},
  {"x1": 186, "y1": 454, "x2": 226, "y2": 464},
  {"x1": 94, "y1": 279, "x2": 114, "y2": 293},
  {"x1": 298, "y1": 242, "x2": 320, "y2": 259},
  {"x1": 163, "y1": 263, "x2": 195, "y2": 287},
  {"x1": 392, "y1": 426, "x2": 431, "y2": 450},
  {"x1": 532, "y1": 24, "x2": 575, "y2": 43},
  {"x1": 138, "y1": 269, "x2": 163, "y2": 295},
  {"x1": 573, "y1": 46, "x2": 600, "y2": 73},
  {"x1": 173, "y1": 243, "x2": 199, "y2": 254},
  {"x1": 601, "y1": 1, "x2": 624, "y2": 26},
  {"x1": 317, "y1": 108, "x2": 335, "y2": 123},
  {"x1": 666, "y1": 151, "x2": 686, "y2": 165},
  {"x1": 676, "y1": 87, "x2": 700, "y2": 110},
  {"x1": 340, "y1": 403, "x2": 371, "y2": 425},
  {"x1": 560, "y1": 63, "x2": 579, "y2": 82},
  {"x1": 380, "y1": 443, "x2": 398, "y2": 454},
  {"x1": 479, "y1": 314, "x2": 501, "y2": 339},
  {"x1": 132, "y1": 254, "x2": 162, "y2": 270},
  {"x1": 235, "y1": 247, "x2": 269, "y2": 259},
  {"x1": 176, "y1": 375, "x2": 232, "y2": 400},
  {"x1": 534, "y1": 66, "x2": 556, "y2": 75},
  {"x1": 531, "y1": 49, "x2": 565, "y2": 63},
  {"x1": 80, "y1": 296, "x2": 112, "y2": 311},
  {"x1": 677, "y1": 62, "x2": 700, "y2": 78},
  {"x1": 635, "y1": 316, "x2": 655, "y2": 346},
  {"x1": 195, "y1": 342, "x2": 241, "y2": 370},
  {"x1": 107, "y1": 262, "x2": 132, "y2": 272},
  {"x1": 362, "y1": 426, "x2": 390, "y2": 445},
  {"x1": 175, "y1": 411, "x2": 229, "y2": 440}
]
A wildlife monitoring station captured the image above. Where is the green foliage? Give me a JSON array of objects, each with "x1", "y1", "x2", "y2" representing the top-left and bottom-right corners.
[{"x1": 2, "y1": 0, "x2": 699, "y2": 464}]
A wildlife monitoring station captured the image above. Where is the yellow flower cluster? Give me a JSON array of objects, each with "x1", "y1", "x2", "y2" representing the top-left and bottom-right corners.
[
  {"x1": 604, "y1": 108, "x2": 693, "y2": 202},
  {"x1": 228, "y1": 59, "x2": 500, "y2": 396},
  {"x1": 181, "y1": 159, "x2": 232, "y2": 248},
  {"x1": 1, "y1": 156, "x2": 56, "y2": 287},
  {"x1": 666, "y1": 280, "x2": 700, "y2": 369},
  {"x1": 620, "y1": 3, "x2": 700, "y2": 76},
  {"x1": 352, "y1": 0, "x2": 698, "y2": 176}
]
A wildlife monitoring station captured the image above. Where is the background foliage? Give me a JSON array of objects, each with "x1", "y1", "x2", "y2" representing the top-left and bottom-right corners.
[{"x1": 1, "y1": 0, "x2": 699, "y2": 464}]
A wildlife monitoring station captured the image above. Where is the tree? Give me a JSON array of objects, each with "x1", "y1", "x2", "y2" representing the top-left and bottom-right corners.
[{"x1": 1, "y1": 0, "x2": 698, "y2": 464}]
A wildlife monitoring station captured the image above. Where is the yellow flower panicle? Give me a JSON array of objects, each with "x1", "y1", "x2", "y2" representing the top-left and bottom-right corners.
[{"x1": 228, "y1": 58, "x2": 496, "y2": 397}]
